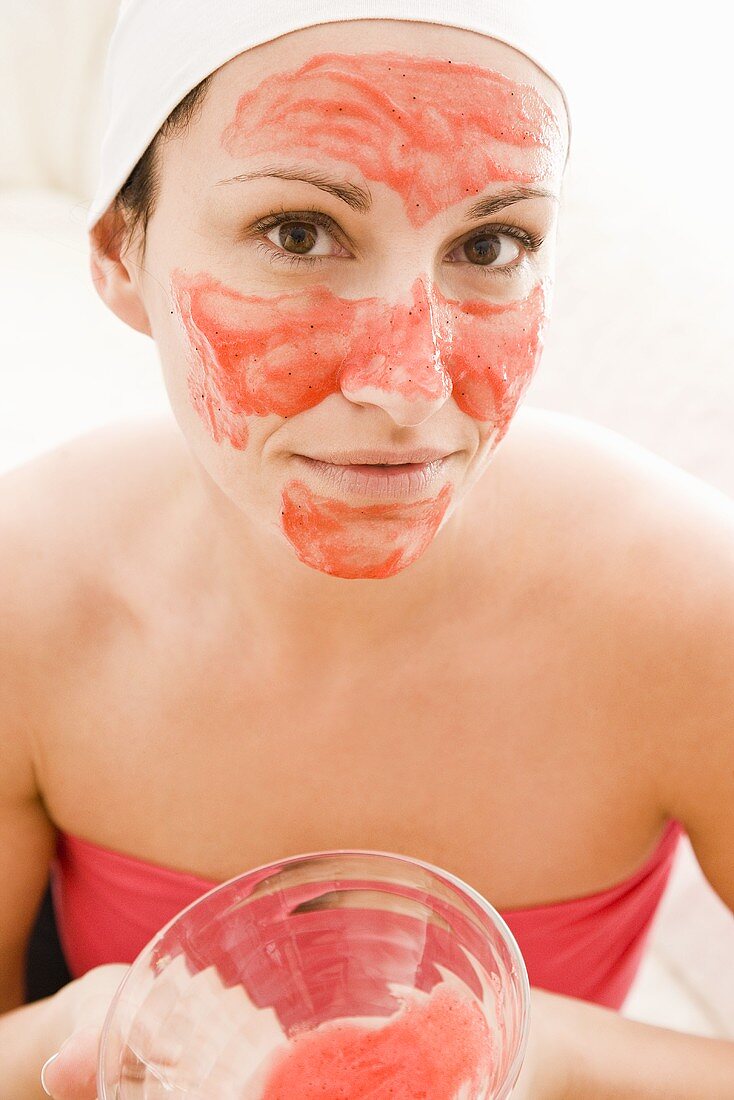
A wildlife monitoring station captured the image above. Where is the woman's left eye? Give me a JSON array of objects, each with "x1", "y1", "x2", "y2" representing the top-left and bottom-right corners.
[{"x1": 446, "y1": 232, "x2": 522, "y2": 269}]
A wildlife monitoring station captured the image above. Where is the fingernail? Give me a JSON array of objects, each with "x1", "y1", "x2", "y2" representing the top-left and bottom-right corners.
[{"x1": 40, "y1": 1052, "x2": 59, "y2": 1095}]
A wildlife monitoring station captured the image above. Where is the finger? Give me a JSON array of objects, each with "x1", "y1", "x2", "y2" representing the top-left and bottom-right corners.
[
  {"x1": 180, "y1": 979, "x2": 285, "y2": 1093},
  {"x1": 119, "y1": 966, "x2": 220, "y2": 1093},
  {"x1": 117, "y1": 961, "x2": 237, "y2": 1091},
  {"x1": 196, "y1": 994, "x2": 289, "y2": 1100},
  {"x1": 121, "y1": 964, "x2": 287, "y2": 1098},
  {"x1": 41, "y1": 1025, "x2": 100, "y2": 1100},
  {"x1": 116, "y1": 953, "x2": 190, "y2": 1066},
  {"x1": 98, "y1": 951, "x2": 290, "y2": 1098}
]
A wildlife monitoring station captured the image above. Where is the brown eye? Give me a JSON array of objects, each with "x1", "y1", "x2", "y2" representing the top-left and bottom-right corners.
[
  {"x1": 461, "y1": 233, "x2": 520, "y2": 267},
  {"x1": 277, "y1": 222, "x2": 317, "y2": 254},
  {"x1": 262, "y1": 216, "x2": 345, "y2": 261}
]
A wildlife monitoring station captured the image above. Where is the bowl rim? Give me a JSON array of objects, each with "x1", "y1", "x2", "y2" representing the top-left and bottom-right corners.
[{"x1": 97, "y1": 846, "x2": 531, "y2": 1099}]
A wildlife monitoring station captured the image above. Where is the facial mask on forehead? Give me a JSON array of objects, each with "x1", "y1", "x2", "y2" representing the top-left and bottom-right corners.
[{"x1": 88, "y1": 0, "x2": 572, "y2": 230}]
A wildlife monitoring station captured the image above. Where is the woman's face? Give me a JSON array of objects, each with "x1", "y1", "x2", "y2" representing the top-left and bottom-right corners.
[{"x1": 117, "y1": 20, "x2": 568, "y2": 581}]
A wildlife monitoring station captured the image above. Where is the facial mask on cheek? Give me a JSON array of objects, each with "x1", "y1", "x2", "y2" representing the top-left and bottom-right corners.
[
  {"x1": 447, "y1": 279, "x2": 551, "y2": 428},
  {"x1": 170, "y1": 272, "x2": 550, "y2": 448},
  {"x1": 171, "y1": 273, "x2": 346, "y2": 450},
  {"x1": 170, "y1": 269, "x2": 549, "y2": 578}
]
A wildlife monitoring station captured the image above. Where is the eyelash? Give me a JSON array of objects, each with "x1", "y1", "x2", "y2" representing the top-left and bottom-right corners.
[{"x1": 248, "y1": 206, "x2": 545, "y2": 279}]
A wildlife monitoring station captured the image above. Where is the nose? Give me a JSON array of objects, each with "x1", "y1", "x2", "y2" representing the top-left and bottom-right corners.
[{"x1": 338, "y1": 277, "x2": 452, "y2": 427}]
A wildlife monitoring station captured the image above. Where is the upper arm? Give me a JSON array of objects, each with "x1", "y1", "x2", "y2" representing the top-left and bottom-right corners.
[
  {"x1": 0, "y1": 471, "x2": 62, "y2": 1010},
  {"x1": 518, "y1": 409, "x2": 734, "y2": 912},
  {"x1": 0, "y1": 419, "x2": 179, "y2": 1008},
  {"x1": 639, "y1": 469, "x2": 734, "y2": 913}
]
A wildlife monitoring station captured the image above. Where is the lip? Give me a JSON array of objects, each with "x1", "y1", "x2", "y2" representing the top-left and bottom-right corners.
[
  {"x1": 294, "y1": 454, "x2": 452, "y2": 499},
  {"x1": 300, "y1": 448, "x2": 453, "y2": 465}
]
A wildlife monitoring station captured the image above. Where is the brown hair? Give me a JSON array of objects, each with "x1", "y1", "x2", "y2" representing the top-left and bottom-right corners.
[{"x1": 111, "y1": 74, "x2": 214, "y2": 249}]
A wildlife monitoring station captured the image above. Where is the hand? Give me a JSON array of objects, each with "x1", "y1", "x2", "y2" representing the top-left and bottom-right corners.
[
  {"x1": 510, "y1": 988, "x2": 574, "y2": 1100},
  {"x1": 41, "y1": 968, "x2": 572, "y2": 1099},
  {"x1": 42, "y1": 956, "x2": 288, "y2": 1100},
  {"x1": 41, "y1": 963, "x2": 130, "y2": 1099}
]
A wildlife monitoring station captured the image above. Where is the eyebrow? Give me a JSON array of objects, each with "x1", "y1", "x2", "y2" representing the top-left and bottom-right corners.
[
  {"x1": 216, "y1": 165, "x2": 557, "y2": 219},
  {"x1": 464, "y1": 186, "x2": 558, "y2": 219},
  {"x1": 217, "y1": 165, "x2": 372, "y2": 213}
]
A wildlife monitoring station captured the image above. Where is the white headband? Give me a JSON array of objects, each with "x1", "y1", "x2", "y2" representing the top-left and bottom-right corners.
[{"x1": 88, "y1": 0, "x2": 572, "y2": 229}]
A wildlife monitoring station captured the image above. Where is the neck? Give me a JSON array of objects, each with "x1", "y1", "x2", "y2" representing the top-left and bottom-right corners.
[{"x1": 185, "y1": 453, "x2": 495, "y2": 666}]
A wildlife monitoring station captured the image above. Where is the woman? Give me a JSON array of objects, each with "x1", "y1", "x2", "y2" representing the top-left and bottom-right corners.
[{"x1": 1, "y1": 0, "x2": 732, "y2": 1096}]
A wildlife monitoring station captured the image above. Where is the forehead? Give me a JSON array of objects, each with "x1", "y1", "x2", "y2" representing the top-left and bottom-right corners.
[{"x1": 196, "y1": 19, "x2": 569, "y2": 161}]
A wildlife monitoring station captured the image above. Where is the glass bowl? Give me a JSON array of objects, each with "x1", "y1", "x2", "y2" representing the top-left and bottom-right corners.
[{"x1": 97, "y1": 849, "x2": 530, "y2": 1099}]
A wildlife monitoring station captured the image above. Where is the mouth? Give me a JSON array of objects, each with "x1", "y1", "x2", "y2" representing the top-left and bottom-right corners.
[
  {"x1": 293, "y1": 454, "x2": 453, "y2": 499},
  {"x1": 299, "y1": 448, "x2": 453, "y2": 465}
]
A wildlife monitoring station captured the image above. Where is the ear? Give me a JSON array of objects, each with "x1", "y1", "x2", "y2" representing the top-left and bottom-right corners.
[{"x1": 89, "y1": 206, "x2": 152, "y2": 337}]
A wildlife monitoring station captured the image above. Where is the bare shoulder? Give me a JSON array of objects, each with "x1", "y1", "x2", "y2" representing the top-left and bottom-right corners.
[
  {"x1": 0, "y1": 415, "x2": 187, "y2": 572},
  {"x1": 1, "y1": 414, "x2": 186, "y2": 530},
  {"x1": 0, "y1": 416, "x2": 188, "y2": 721},
  {"x1": 503, "y1": 405, "x2": 734, "y2": 670},
  {"x1": 501, "y1": 404, "x2": 734, "y2": 583}
]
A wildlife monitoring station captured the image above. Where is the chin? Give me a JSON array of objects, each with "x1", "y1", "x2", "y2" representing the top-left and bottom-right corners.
[{"x1": 280, "y1": 481, "x2": 454, "y2": 579}]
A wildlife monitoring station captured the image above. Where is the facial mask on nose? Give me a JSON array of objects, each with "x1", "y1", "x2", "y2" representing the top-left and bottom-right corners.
[{"x1": 170, "y1": 272, "x2": 550, "y2": 450}]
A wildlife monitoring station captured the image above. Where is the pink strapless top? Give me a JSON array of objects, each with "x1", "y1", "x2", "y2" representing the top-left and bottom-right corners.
[{"x1": 50, "y1": 820, "x2": 684, "y2": 1010}]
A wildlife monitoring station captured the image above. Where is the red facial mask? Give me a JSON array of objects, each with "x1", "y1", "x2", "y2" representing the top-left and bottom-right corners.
[
  {"x1": 172, "y1": 271, "x2": 549, "y2": 447},
  {"x1": 172, "y1": 268, "x2": 548, "y2": 578},
  {"x1": 222, "y1": 51, "x2": 564, "y2": 228},
  {"x1": 280, "y1": 481, "x2": 453, "y2": 579}
]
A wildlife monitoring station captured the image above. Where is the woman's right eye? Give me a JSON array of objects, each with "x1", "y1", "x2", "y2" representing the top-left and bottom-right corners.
[{"x1": 264, "y1": 220, "x2": 344, "y2": 258}]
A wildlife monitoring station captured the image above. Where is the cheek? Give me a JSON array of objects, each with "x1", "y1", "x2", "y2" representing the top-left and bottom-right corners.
[
  {"x1": 171, "y1": 272, "x2": 354, "y2": 449},
  {"x1": 170, "y1": 271, "x2": 550, "y2": 450},
  {"x1": 171, "y1": 273, "x2": 445, "y2": 449},
  {"x1": 446, "y1": 280, "x2": 551, "y2": 431}
]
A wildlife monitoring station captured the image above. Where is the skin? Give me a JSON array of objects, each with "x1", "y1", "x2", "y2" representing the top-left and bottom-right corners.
[{"x1": 2, "y1": 16, "x2": 734, "y2": 1100}]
